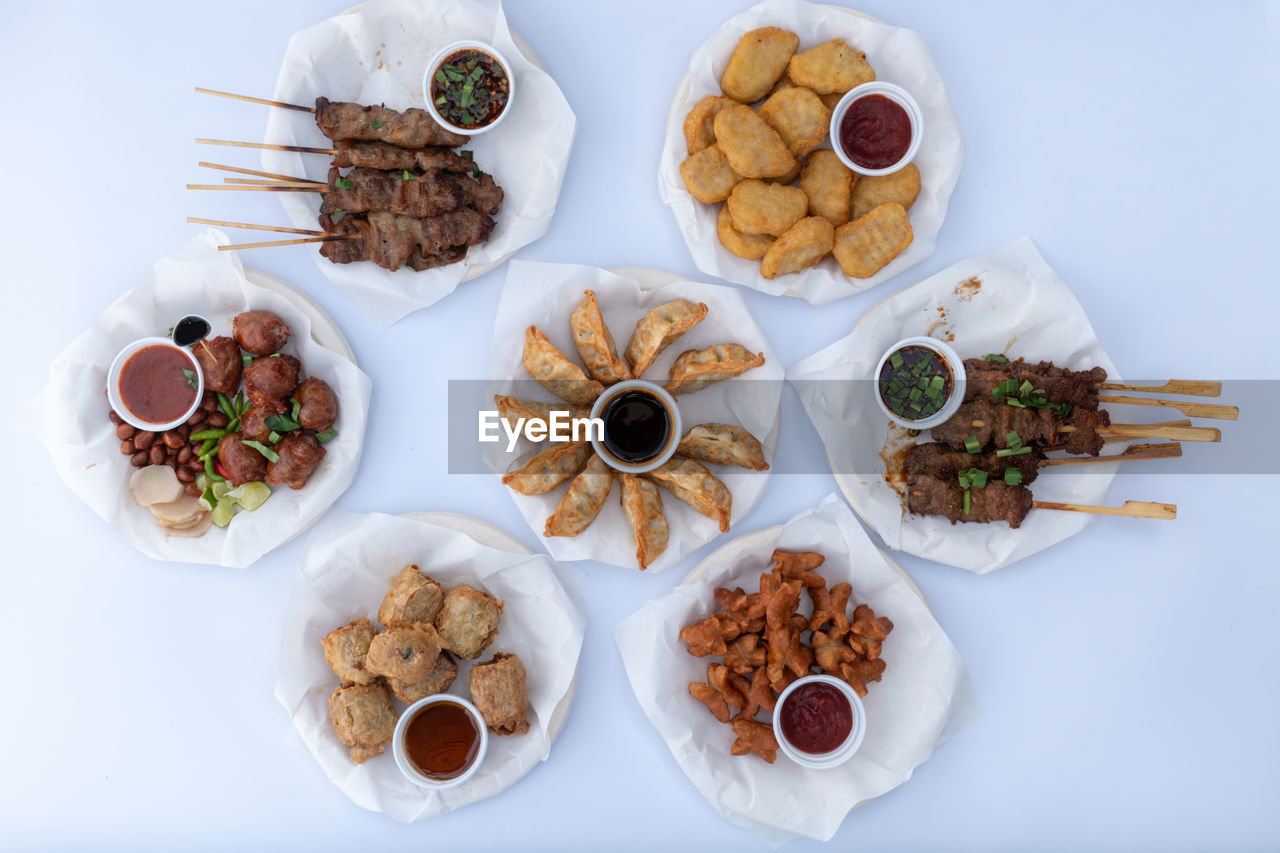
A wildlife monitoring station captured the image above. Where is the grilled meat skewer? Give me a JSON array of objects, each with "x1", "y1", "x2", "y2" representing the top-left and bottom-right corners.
[
  {"x1": 320, "y1": 166, "x2": 504, "y2": 219},
  {"x1": 905, "y1": 442, "x2": 1044, "y2": 485},
  {"x1": 962, "y1": 358, "x2": 1106, "y2": 410},
  {"x1": 907, "y1": 474, "x2": 1034, "y2": 529},
  {"x1": 931, "y1": 400, "x2": 1111, "y2": 456},
  {"x1": 320, "y1": 209, "x2": 494, "y2": 271},
  {"x1": 314, "y1": 97, "x2": 469, "y2": 148},
  {"x1": 332, "y1": 140, "x2": 477, "y2": 173}
]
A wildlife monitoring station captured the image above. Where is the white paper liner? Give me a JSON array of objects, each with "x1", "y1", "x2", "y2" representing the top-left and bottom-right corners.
[
  {"x1": 486, "y1": 261, "x2": 783, "y2": 572},
  {"x1": 614, "y1": 495, "x2": 978, "y2": 845},
  {"x1": 658, "y1": 0, "x2": 964, "y2": 302},
  {"x1": 276, "y1": 510, "x2": 585, "y2": 822},
  {"x1": 34, "y1": 230, "x2": 371, "y2": 568},
  {"x1": 262, "y1": 0, "x2": 576, "y2": 329},
  {"x1": 788, "y1": 236, "x2": 1122, "y2": 572}
]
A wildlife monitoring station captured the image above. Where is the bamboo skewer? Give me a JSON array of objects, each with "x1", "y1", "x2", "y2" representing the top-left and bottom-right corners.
[
  {"x1": 968, "y1": 419, "x2": 1220, "y2": 443},
  {"x1": 196, "y1": 138, "x2": 336, "y2": 155},
  {"x1": 1031, "y1": 500, "x2": 1177, "y2": 520},
  {"x1": 1039, "y1": 442, "x2": 1182, "y2": 468},
  {"x1": 1101, "y1": 419, "x2": 1189, "y2": 444},
  {"x1": 186, "y1": 183, "x2": 320, "y2": 193},
  {"x1": 222, "y1": 178, "x2": 327, "y2": 188},
  {"x1": 199, "y1": 161, "x2": 313, "y2": 183},
  {"x1": 186, "y1": 217, "x2": 325, "y2": 236},
  {"x1": 195, "y1": 87, "x2": 314, "y2": 112},
  {"x1": 216, "y1": 235, "x2": 354, "y2": 251},
  {"x1": 1097, "y1": 395, "x2": 1238, "y2": 421},
  {"x1": 1099, "y1": 380, "x2": 1222, "y2": 398}
]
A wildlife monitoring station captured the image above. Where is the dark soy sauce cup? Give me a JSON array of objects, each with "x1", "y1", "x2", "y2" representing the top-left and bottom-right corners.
[{"x1": 589, "y1": 380, "x2": 682, "y2": 474}]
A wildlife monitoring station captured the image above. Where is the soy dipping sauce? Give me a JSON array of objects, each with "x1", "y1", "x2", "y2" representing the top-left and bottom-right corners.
[
  {"x1": 404, "y1": 701, "x2": 480, "y2": 781},
  {"x1": 601, "y1": 390, "x2": 671, "y2": 463}
]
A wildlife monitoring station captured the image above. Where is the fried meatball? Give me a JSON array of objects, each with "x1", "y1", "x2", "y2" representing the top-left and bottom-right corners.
[
  {"x1": 266, "y1": 433, "x2": 325, "y2": 490},
  {"x1": 244, "y1": 354, "x2": 300, "y2": 405},
  {"x1": 232, "y1": 310, "x2": 291, "y2": 355},
  {"x1": 217, "y1": 433, "x2": 267, "y2": 486},
  {"x1": 435, "y1": 584, "x2": 503, "y2": 660},
  {"x1": 321, "y1": 617, "x2": 377, "y2": 685},
  {"x1": 377, "y1": 565, "x2": 445, "y2": 628},
  {"x1": 239, "y1": 399, "x2": 285, "y2": 443},
  {"x1": 328, "y1": 682, "x2": 396, "y2": 764},
  {"x1": 469, "y1": 653, "x2": 530, "y2": 735},
  {"x1": 190, "y1": 336, "x2": 243, "y2": 395},
  {"x1": 365, "y1": 623, "x2": 443, "y2": 682},
  {"x1": 387, "y1": 650, "x2": 458, "y2": 704},
  {"x1": 294, "y1": 377, "x2": 339, "y2": 431}
]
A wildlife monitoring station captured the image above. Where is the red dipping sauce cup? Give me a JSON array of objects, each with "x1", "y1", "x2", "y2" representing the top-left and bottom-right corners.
[
  {"x1": 829, "y1": 82, "x2": 923, "y2": 177},
  {"x1": 774, "y1": 674, "x2": 866, "y2": 769}
]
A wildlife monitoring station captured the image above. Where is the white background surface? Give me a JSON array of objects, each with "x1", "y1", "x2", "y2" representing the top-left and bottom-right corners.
[{"x1": 2, "y1": 1, "x2": 1276, "y2": 850}]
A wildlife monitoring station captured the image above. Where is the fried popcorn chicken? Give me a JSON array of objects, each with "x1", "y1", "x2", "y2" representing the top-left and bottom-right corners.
[
  {"x1": 501, "y1": 440, "x2": 593, "y2": 495},
  {"x1": 470, "y1": 652, "x2": 531, "y2": 735},
  {"x1": 839, "y1": 656, "x2": 887, "y2": 697},
  {"x1": 713, "y1": 105, "x2": 797, "y2": 179},
  {"x1": 798, "y1": 149, "x2": 854, "y2": 226},
  {"x1": 544, "y1": 453, "x2": 613, "y2": 538},
  {"x1": 849, "y1": 162, "x2": 921, "y2": 221},
  {"x1": 570, "y1": 290, "x2": 631, "y2": 384},
  {"x1": 848, "y1": 603, "x2": 894, "y2": 660},
  {"x1": 647, "y1": 456, "x2": 732, "y2": 532},
  {"x1": 522, "y1": 326, "x2": 604, "y2": 405},
  {"x1": 677, "y1": 423, "x2": 769, "y2": 471},
  {"x1": 724, "y1": 632, "x2": 767, "y2": 675},
  {"x1": 679, "y1": 144, "x2": 742, "y2": 204},
  {"x1": 760, "y1": 215, "x2": 834, "y2": 280},
  {"x1": 664, "y1": 344, "x2": 766, "y2": 396},
  {"x1": 684, "y1": 94, "x2": 736, "y2": 154},
  {"x1": 377, "y1": 564, "x2": 444, "y2": 628},
  {"x1": 321, "y1": 617, "x2": 378, "y2": 686},
  {"x1": 758, "y1": 86, "x2": 831, "y2": 157},
  {"x1": 809, "y1": 581, "x2": 852, "y2": 635},
  {"x1": 729, "y1": 717, "x2": 779, "y2": 763},
  {"x1": 436, "y1": 584, "x2": 504, "y2": 660},
  {"x1": 620, "y1": 474, "x2": 669, "y2": 569},
  {"x1": 387, "y1": 649, "x2": 459, "y2": 704},
  {"x1": 716, "y1": 204, "x2": 775, "y2": 260},
  {"x1": 328, "y1": 682, "x2": 396, "y2": 764},
  {"x1": 726, "y1": 180, "x2": 808, "y2": 236},
  {"x1": 787, "y1": 38, "x2": 876, "y2": 95},
  {"x1": 720, "y1": 27, "x2": 800, "y2": 103},
  {"x1": 365, "y1": 622, "x2": 443, "y2": 682},
  {"x1": 832, "y1": 201, "x2": 913, "y2": 278},
  {"x1": 624, "y1": 299, "x2": 708, "y2": 377}
]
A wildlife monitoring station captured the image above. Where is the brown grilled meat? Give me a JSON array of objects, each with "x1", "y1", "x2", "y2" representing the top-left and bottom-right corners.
[
  {"x1": 239, "y1": 400, "x2": 283, "y2": 443},
  {"x1": 930, "y1": 400, "x2": 1110, "y2": 457},
  {"x1": 191, "y1": 336, "x2": 242, "y2": 395},
  {"x1": 267, "y1": 433, "x2": 326, "y2": 490},
  {"x1": 232, "y1": 310, "x2": 290, "y2": 356},
  {"x1": 314, "y1": 97, "x2": 468, "y2": 148},
  {"x1": 962, "y1": 358, "x2": 1106, "y2": 410},
  {"x1": 321, "y1": 167, "x2": 463, "y2": 218},
  {"x1": 243, "y1": 354, "x2": 300, "y2": 405},
  {"x1": 217, "y1": 433, "x2": 268, "y2": 487},
  {"x1": 320, "y1": 210, "x2": 495, "y2": 271},
  {"x1": 907, "y1": 474, "x2": 1034, "y2": 529},
  {"x1": 294, "y1": 377, "x2": 338, "y2": 432},
  {"x1": 904, "y1": 442, "x2": 1043, "y2": 485},
  {"x1": 332, "y1": 140, "x2": 475, "y2": 173}
]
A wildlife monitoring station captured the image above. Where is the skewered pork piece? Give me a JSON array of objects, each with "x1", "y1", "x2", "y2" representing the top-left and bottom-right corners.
[
  {"x1": 319, "y1": 209, "x2": 495, "y2": 271},
  {"x1": 906, "y1": 474, "x2": 1034, "y2": 529},
  {"x1": 905, "y1": 442, "x2": 1043, "y2": 485},
  {"x1": 931, "y1": 399, "x2": 1111, "y2": 457},
  {"x1": 314, "y1": 97, "x2": 469, "y2": 148},
  {"x1": 320, "y1": 167, "x2": 504, "y2": 218},
  {"x1": 332, "y1": 140, "x2": 477, "y2": 173},
  {"x1": 962, "y1": 358, "x2": 1106, "y2": 410}
]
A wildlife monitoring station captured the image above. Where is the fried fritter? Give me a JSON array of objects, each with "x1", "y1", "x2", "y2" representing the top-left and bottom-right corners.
[
  {"x1": 832, "y1": 202, "x2": 913, "y2": 278},
  {"x1": 365, "y1": 622, "x2": 443, "y2": 682},
  {"x1": 726, "y1": 180, "x2": 807, "y2": 236},
  {"x1": 683, "y1": 94, "x2": 736, "y2": 154},
  {"x1": 849, "y1": 162, "x2": 921, "y2": 220},
  {"x1": 665, "y1": 344, "x2": 766, "y2": 396},
  {"x1": 377, "y1": 564, "x2": 445, "y2": 628},
  {"x1": 620, "y1": 474, "x2": 668, "y2": 569},
  {"x1": 387, "y1": 650, "x2": 459, "y2": 704},
  {"x1": 713, "y1": 105, "x2": 797, "y2": 179},
  {"x1": 720, "y1": 27, "x2": 800, "y2": 103},
  {"x1": 716, "y1": 204, "x2": 775, "y2": 260},
  {"x1": 469, "y1": 652, "x2": 531, "y2": 735},
  {"x1": 787, "y1": 39, "x2": 876, "y2": 95},
  {"x1": 321, "y1": 617, "x2": 377, "y2": 685},
  {"x1": 625, "y1": 299, "x2": 708, "y2": 377},
  {"x1": 679, "y1": 144, "x2": 742, "y2": 204},
  {"x1": 798, "y1": 149, "x2": 854, "y2": 226},
  {"x1": 647, "y1": 456, "x2": 732, "y2": 532},
  {"x1": 676, "y1": 423, "x2": 768, "y2": 471},
  {"x1": 328, "y1": 682, "x2": 396, "y2": 764},
  {"x1": 760, "y1": 215, "x2": 835, "y2": 279},
  {"x1": 435, "y1": 584, "x2": 504, "y2": 660},
  {"x1": 758, "y1": 87, "x2": 830, "y2": 157}
]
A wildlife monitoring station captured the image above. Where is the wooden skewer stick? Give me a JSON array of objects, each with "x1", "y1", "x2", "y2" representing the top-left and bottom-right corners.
[
  {"x1": 1031, "y1": 500, "x2": 1176, "y2": 520},
  {"x1": 195, "y1": 87, "x2": 314, "y2": 112},
  {"x1": 969, "y1": 419, "x2": 1220, "y2": 443},
  {"x1": 196, "y1": 138, "x2": 336, "y2": 155},
  {"x1": 217, "y1": 235, "x2": 354, "y2": 251},
  {"x1": 1099, "y1": 380, "x2": 1222, "y2": 398},
  {"x1": 198, "y1": 161, "x2": 312, "y2": 183},
  {"x1": 1101, "y1": 419, "x2": 1189, "y2": 444},
  {"x1": 1096, "y1": 395, "x2": 1238, "y2": 421},
  {"x1": 186, "y1": 217, "x2": 325, "y2": 236},
  {"x1": 186, "y1": 183, "x2": 321, "y2": 193},
  {"x1": 1039, "y1": 442, "x2": 1182, "y2": 468},
  {"x1": 222, "y1": 178, "x2": 327, "y2": 188}
]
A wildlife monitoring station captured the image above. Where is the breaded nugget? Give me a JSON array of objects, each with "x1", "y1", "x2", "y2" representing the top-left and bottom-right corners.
[
  {"x1": 758, "y1": 87, "x2": 830, "y2": 157},
  {"x1": 377, "y1": 564, "x2": 444, "y2": 628},
  {"x1": 849, "y1": 162, "x2": 921, "y2": 220},
  {"x1": 713, "y1": 105, "x2": 796, "y2": 179},
  {"x1": 683, "y1": 95, "x2": 735, "y2": 154},
  {"x1": 322, "y1": 617, "x2": 377, "y2": 685},
  {"x1": 761, "y1": 216, "x2": 835, "y2": 279},
  {"x1": 436, "y1": 584, "x2": 504, "y2": 660},
  {"x1": 387, "y1": 650, "x2": 459, "y2": 704},
  {"x1": 798, "y1": 149, "x2": 854, "y2": 226},
  {"x1": 720, "y1": 27, "x2": 800, "y2": 103},
  {"x1": 717, "y1": 205, "x2": 775, "y2": 260},
  {"x1": 762, "y1": 159, "x2": 802, "y2": 185},
  {"x1": 819, "y1": 91, "x2": 844, "y2": 111},
  {"x1": 470, "y1": 653, "x2": 531, "y2": 736},
  {"x1": 788, "y1": 39, "x2": 876, "y2": 95},
  {"x1": 767, "y1": 75, "x2": 796, "y2": 98},
  {"x1": 328, "y1": 682, "x2": 396, "y2": 764},
  {"x1": 365, "y1": 623, "x2": 443, "y2": 682},
  {"x1": 726, "y1": 180, "x2": 807, "y2": 236},
  {"x1": 679, "y1": 144, "x2": 742, "y2": 204},
  {"x1": 832, "y1": 202, "x2": 913, "y2": 278}
]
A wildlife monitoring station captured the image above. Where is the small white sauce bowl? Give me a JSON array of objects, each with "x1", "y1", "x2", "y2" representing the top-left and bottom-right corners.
[
  {"x1": 829, "y1": 81, "x2": 924, "y2": 177},
  {"x1": 589, "y1": 379, "x2": 682, "y2": 475},
  {"x1": 392, "y1": 694, "x2": 489, "y2": 790},
  {"x1": 774, "y1": 674, "x2": 866, "y2": 769},
  {"x1": 422, "y1": 40, "x2": 516, "y2": 136},
  {"x1": 873, "y1": 336, "x2": 966, "y2": 430},
  {"x1": 106, "y1": 337, "x2": 204, "y2": 432}
]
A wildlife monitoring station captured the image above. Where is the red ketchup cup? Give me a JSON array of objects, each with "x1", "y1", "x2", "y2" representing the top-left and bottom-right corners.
[{"x1": 773, "y1": 674, "x2": 866, "y2": 769}]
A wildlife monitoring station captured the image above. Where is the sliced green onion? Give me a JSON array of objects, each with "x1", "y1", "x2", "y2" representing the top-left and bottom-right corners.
[
  {"x1": 964, "y1": 436, "x2": 981, "y2": 454},
  {"x1": 984, "y1": 353, "x2": 1008, "y2": 363},
  {"x1": 996, "y1": 446, "x2": 1033, "y2": 457},
  {"x1": 334, "y1": 176, "x2": 354, "y2": 190},
  {"x1": 315, "y1": 429, "x2": 338, "y2": 443},
  {"x1": 371, "y1": 120, "x2": 387, "y2": 128},
  {"x1": 962, "y1": 489, "x2": 971, "y2": 515},
  {"x1": 1019, "y1": 380, "x2": 1034, "y2": 396},
  {"x1": 1006, "y1": 431, "x2": 1023, "y2": 450},
  {"x1": 268, "y1": 431, "x2": 282, "y2": 444},
  {"x1": 241, "y1": 354, "x2": 252, "y2": 368},
  {"x1": 402, "y1": 170, "x2": 414, "y2": 181},
  {"x1": 889, "y1": 352, "x2": 904, "y2": 369},
  {"x1": 1005, "y1": 467, "x2": 1023, "y2": 486}
]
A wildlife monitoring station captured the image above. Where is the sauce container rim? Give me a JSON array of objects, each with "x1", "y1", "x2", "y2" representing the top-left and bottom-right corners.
[
  {"x1": 873, "y1": 335, "x2": 967, "y2": 430},
  {"x1": 828, "y1": 81, "x2": 924, "y2": 177},
  {"x1": 106, "y1": 336, "x2": 204, "y2": 432},
  {"x1": 773, "y1": 674, "x2": 867, "y2": 769},
  {"x1": 421, "y1": 39, "x2": 516, "y2": 136},
  {"x1": 391, "y1": 693, "x2": 489, "y2": 789},
  {"x1": 588, "y1": 379, "x2": 683, "y2": 474}
]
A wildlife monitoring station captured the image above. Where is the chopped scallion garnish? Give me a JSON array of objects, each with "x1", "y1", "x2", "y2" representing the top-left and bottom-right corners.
[{"x1": 964, "y1": 436, "x2": 981, "y2": 454}]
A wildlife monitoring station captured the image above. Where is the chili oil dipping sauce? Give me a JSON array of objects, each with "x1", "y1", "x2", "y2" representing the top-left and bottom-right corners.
[
  {"x1": 873, "y1": 336, "x2": 966, "y2": 430},
  {"x1": 392, "y1": 694, "x2": 488, "y2": 789},
  {"x1": 829, "y1": 81, "x2": 923, "y2": 177},
  {"x1": 106, "y1": 337, "x2": 204, "y2": 431},
  {"x1": 589, "y1": 379, "x2": 682, "y2": 474},
  {"x1": 774, "y1": 674, "x2": 866, "y2": 769},
  {"x1": 422, "y1": 40, "x2": 515, "y2": 135}
]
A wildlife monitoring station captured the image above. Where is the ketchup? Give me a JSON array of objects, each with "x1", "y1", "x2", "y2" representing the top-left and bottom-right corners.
[
  {"x1": 779, "y1": 681, "x2": 853, "y2": 754},
  {"x1": 838, "y1": 94, "x2": 912, "y2": 170}
]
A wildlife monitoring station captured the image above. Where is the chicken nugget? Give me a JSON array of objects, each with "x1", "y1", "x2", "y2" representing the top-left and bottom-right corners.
[
  {"x1": 713, "y1": 105, "x2": 796, "y2": 179},
  {"x1": 798, "y1": 149, "x2": 854, "y2": 226},
  {"x1": 766, "y1": 75, "x2": 796, "y2": 98},
  {"x1": 832, "y1": 202, "x2": 913, "y2": 278},
  {"x1": 762, "y1": 159, "x2": 802, "y2": 185},
  {"x1": 678, "y1": 144, "x2": 742, "y2": 204},
  {"x1": 365, "y1": 623, "x2": 443, "y2": 682},
  {"x1": 683, "y1": 95, "x2": 736, "y2": 154},
  {"x1": 758, "y1": 87, "x2": 830, "y2": 157},
  {"x1": 720, "y1": 27, "x2": 800, "y2": 103},
  {"x1": 435, "y1": 584, "x2": 504, "y2": 660},
  {"x1": 377, "y1": 564, "x2": 444, "y2": 628},
  {"x1": 819, "y1": 91, "x2": 844, "y2": 111},
  {"x1": 788, "y1": 39, "x2": 876, "y2": 95},
  {"x1": 849, "y1": 162, "x2": 921, "y2": 220},
  {"x1": 761, "y1": 216, "x2": 835, "y2": 279},
  {"x1": 322, "y1": 617, "x2": 377, "y2": 685},
  {"x1": 469, "y1": 652, "x2": 530, "y2": 736},
  {"x1": 328, "y1": 682, "x2": 396, "y2": 764},
  {"x1": 716, "y1": 205, "x2": 775, "y2": 260},
  {"x1": 726, "y1": 180, "x2": 807, "y2": 236}
]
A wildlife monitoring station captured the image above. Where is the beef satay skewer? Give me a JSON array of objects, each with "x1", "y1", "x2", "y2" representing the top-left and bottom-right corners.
[
  {"x1": 195, "y1": 87, "x2": 314, "y2": 112},
  {"x1": 1100, "y1": 380, "x2": 1222, "y2": 398},
  {"x1": 964, "y1": 418, "x2": 1220, "y2": 443},
  {"x1": 186, "y1": 217, "x2": 325, "y2": 236},
  {"x1": 906, "y1": 442, "x2": 1183, "y2": 486},
  {"x1": 907, "y1": 476, "x2": 1175, "y2": 527},
  {"x1": 1095, "y1": 395, "x2": 1238, "y2": 421}
]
